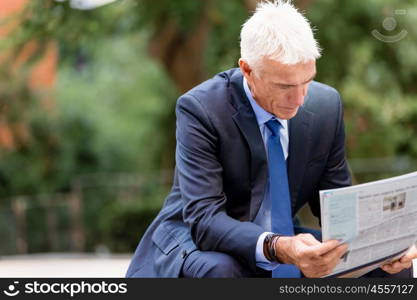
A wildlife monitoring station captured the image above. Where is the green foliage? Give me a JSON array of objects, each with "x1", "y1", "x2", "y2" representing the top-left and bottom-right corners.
[
  {"x1": 0, "y1": 31, "x2": 177, "y2": 253},
  {"x1": 97, "y1": 183, "x2": 169, "y2": 252},
  {"x1": 57, "y1": 34, "x2": 177, "y2": 172},
  {"x1": 0, "y1": 101, "x2": 98, "y2": 198},
  {"x1": 205, "y1": 1, "x2": 250, "y2": 73},
  {"x1": 306, "y1": 0, "x2": 417, "y2": 174},
  {"x1": 134, "y1": 0, "x2": 204, "y2": 32}
]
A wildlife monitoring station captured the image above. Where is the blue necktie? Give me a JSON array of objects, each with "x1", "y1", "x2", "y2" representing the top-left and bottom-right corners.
[{"x1": 265, "y1": 119, "x2": 300, "y2": 278}]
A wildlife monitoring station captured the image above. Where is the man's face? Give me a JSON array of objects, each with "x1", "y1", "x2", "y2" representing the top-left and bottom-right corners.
[{"x1": 240, "y1": 58, "x2": 316, "y2": 120}]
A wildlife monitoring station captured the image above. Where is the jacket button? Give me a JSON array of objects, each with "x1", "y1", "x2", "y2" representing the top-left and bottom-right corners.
[{"x1": 181, "y1": 250, "x2": 187, "y2": 259}]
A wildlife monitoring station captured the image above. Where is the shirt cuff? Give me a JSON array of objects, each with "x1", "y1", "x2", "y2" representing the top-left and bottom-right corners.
[{"x1": 255, "y1": 232, "x2": 280, "y2": 271}]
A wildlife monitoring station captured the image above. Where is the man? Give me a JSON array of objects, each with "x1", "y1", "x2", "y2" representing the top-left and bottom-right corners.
[{"x1": 126, "y1": 0, "x2": 416, "y2": 278}]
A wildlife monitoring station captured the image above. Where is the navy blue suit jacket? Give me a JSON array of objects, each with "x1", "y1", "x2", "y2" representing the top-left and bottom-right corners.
[{"x1": 126, "y1": 68, "x2": 351, "y2": 277}]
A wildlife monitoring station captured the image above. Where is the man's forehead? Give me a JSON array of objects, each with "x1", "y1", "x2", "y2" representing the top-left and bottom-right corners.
[
  {"x1": 274, "y1": 71, "x2": 316, "y2": 86},
  {"x1": 262, "y1": 58, "x2": 316, "y2": 85}
]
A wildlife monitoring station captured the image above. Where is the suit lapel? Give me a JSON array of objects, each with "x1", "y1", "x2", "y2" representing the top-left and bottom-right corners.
[
  {"x1": 229, "y1": 71, "x2": 268, "y2": 220},
  {"x1": 288, "y1": 105, "x2": 314, "y2": 212}
]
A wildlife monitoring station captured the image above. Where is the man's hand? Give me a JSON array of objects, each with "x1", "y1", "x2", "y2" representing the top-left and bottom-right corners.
[
  {"x1": 380, "y1": 244, "x2": 417, "y2": 274},
  {"x1": 275, "y1": 233, "x2": 348, "y2": 278}
]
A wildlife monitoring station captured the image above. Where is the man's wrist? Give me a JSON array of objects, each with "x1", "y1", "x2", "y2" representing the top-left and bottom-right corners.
[{"x1": 274, "y1": 236, "x2": 294, "y2": 265}]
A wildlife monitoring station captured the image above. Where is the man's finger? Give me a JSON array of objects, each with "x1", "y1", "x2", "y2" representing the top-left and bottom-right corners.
[
  {"x1": 382, "y1": 260, "x2": 412, "y2": 274},
  {"x1": 311, "y1": 240, "x2": 345, "y2": 256},
  {"x1": 400, "y1": 255, "x2": 413, "y2": 264},
  {"x1": 400, "y1": 245, "x2": 417, "y2": 263},
  {"x1": 321, "y1": 243, "x2": 349, "y2": 262},
  {"x1": 299, "y1": 233, "x2": 322, "y2": 245}
]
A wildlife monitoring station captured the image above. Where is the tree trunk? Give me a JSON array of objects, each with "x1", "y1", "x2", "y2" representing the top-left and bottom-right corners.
[{"x1": 148, "y1": 4, "x2": 211, "y2": 94}]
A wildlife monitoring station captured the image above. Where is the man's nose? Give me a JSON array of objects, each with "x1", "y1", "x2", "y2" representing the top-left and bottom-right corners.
[{"x1": 290, "y1": 85, "x2": 307, "y2": 106}]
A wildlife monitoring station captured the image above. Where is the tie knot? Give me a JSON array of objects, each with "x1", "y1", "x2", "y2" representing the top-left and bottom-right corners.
[{"x1": 265, "y1": 119, "x2": 282, "y2": 137}]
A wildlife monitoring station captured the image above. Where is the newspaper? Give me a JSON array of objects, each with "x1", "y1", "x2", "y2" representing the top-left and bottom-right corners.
[{"x1": 320, "y1": 171, "x2": 417, "y2": 278}]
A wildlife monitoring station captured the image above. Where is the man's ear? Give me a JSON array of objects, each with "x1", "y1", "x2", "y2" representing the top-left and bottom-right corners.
[
  {"x1": 238, "y1": 58, "x2": 252, "y2": 79},
  {"x1": 239, "y1": 59, "x2": 258, "y2": 97}
]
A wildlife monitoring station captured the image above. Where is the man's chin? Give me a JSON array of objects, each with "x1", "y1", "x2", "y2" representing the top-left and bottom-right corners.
[{"x1": 274, "y1": 109, "x2": 299, "y2": 120}]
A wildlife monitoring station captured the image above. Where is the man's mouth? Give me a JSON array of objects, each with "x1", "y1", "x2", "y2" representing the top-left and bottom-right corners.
[{"x1": 281, "y1": 106, "x2": 298, "y2": 111}]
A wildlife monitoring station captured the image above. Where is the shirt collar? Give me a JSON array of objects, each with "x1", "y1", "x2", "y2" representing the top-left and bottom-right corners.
[{"x1": 243, "y1": 77, "x2": 288, "y2": 130}]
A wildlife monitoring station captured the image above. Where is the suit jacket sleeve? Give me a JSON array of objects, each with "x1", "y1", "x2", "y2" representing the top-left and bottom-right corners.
[{"x1": 175, "y1": 94, "x2": 264, "y2": 272}]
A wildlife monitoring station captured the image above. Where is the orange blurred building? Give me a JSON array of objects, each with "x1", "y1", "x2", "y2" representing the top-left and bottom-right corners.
[{"x1": 0, "y1": 0, "x2": 58, "y2": 149}]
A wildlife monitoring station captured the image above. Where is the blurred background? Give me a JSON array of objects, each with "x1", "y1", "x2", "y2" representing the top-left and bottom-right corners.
[{"x1": 0, "y1": 0, "x2": 416, "y2": 277}]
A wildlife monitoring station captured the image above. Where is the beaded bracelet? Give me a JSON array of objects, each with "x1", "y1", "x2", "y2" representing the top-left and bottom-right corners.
[{"x1": 263, "y1": 233, "x2": 281, "y2": 262}]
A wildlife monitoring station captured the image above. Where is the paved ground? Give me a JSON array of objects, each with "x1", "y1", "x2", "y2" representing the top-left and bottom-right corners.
[
  {"x1": 0, "y1": 254, "x2": 131, "y2": 277},
  {"x1": 0, "y1": 254, "x2": 415, "y2": 277}
]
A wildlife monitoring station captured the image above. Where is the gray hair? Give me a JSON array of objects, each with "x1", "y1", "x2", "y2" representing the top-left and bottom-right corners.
[{"x1": 240, "y1": 0, "x2": 321, "y2": 70}]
